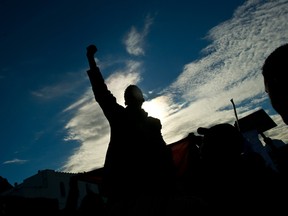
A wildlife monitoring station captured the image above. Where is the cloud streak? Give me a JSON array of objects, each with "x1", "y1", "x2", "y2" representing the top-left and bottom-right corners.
[
  {"x1": 3, "y1": 158, "x2": 28, "y2": 165},
  {"x1": 123, "y1": 15, "x2": 154, "y2": 56},
  {"x1": 31, "y1": 71, "x2": 87, "y2": 100}
]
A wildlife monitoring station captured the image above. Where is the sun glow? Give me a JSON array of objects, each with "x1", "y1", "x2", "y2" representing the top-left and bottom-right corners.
[{"x1": 142, "y1": 96, "x2": 169, "y2": 120}]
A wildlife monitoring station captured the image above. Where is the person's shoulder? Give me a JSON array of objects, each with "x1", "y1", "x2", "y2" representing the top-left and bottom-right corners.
[
  {"x1": 147, "y1": 116, "x2": 160, "y2": 122},
  {"x1": 147, "y1": 116, "x2": 162, "y2": 128}
]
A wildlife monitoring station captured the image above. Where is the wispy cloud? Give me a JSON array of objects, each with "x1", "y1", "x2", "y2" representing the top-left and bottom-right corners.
[
  {"x1": 61, "y1": 0, "x2": 288, "y2": 173},
  {"x1": 160, "y1": 0, "x2": 288, "y2": 142},
  {"x1": 123, "y1": 14, "x2": 154, "y2": 56},
  {"x1": 31, "y1": 71, "x2": 87, "y2": 100},
  {"x1": 3, "y1": 158, "x2": 28, "y2": 165}
]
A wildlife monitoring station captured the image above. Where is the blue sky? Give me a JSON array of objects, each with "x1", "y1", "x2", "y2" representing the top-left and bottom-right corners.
[{"x1": 1, "y1": 0, "x2": 288, "y2": 185}]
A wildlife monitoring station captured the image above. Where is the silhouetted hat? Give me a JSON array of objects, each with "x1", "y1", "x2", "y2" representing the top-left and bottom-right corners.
[
  {"x1": 199, "y1": 123, "x2": 244, "y2": 159},
  {"x1": 197, "y1": 127, "x2": 209, "y2": 135}
]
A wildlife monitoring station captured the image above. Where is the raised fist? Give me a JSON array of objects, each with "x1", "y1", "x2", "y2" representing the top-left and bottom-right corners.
[{"x1": 86, "y1": 44, "x2": 97, "y2": 57}]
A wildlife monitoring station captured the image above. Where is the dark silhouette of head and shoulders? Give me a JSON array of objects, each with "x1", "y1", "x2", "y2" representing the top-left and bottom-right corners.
[
  {"x1": 262, "y1": 43, "x2": 288, "y2": 125},
  {"x1": 196, "y1": 123, "x2": 281, "y2": 213}
]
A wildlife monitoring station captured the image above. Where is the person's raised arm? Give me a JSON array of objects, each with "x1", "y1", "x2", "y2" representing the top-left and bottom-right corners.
[
  {"x1": 85, "y1": 44, "x2": 116, "y2": 105},
  {"x1": 86, "y1": 44, "x2": 98, "y2": 70},
  {"x1": 85, "y1": 44, "x2": 118, "y2": 115}
]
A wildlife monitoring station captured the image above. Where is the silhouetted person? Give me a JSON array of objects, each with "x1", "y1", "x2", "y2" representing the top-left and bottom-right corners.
[
  {"x1": 262, "y1": 43, "x2": 288, "y2": 213},
  {"x1": 196, "y1": 123, "x2": 281, "y2": 214},
  {"x1": 63, "y1": 174, "x2": 79, "y2": 215},
  {"x1": 78, "y1": 187, "x2": 105, "y2": 216},
  {"x1": 262, "y1": 43, "x2": 288, "y2": 125},
  {"x1": 86, "y1": 45, "x2": 176, "y2": 215},
  {"x1": 197, "y1": 123, "x2": 245, "y2": 212}
]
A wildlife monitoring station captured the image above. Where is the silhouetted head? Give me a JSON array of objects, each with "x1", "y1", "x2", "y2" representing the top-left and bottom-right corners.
[
  {"x1": 124, "y1": 85, "x2": 145, "y2": 108},
  {"x1": 198, "y1": 123, "x2": 244, "y2": 163},
  {"x1": 262, "y1": 43, "x2": 288, "y2": 125}
]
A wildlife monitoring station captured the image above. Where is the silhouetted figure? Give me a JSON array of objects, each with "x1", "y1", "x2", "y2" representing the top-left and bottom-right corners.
[
  {"x1": 196, "y1": 123, "x2": 281, "y2": 214},
  {"x1": 63, "y1": 174, "x2": 80, "y2": 215},
  {"x1": 78, "y1": 187, "x2": 105, "y2": 216},
  {"x1": 196, "y1": 123, "x2": 245, "y2": 213},
  {"x1": 86, "y1": 45, "x2": 176, "y2": 215},
  {"x1": 63, "y1": 169, "x2": 105, "y2": 216},
  {"x1": 262, "y1": 43, "x2": 288, "y2": 125},
  {"x1": 262, "y1": 43, "x2": 288, "y2": 213}
]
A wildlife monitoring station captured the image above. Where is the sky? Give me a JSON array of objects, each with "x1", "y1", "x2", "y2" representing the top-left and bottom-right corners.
[{"x1": 1, "y1": 0, "x2": 288, "y2": 185}]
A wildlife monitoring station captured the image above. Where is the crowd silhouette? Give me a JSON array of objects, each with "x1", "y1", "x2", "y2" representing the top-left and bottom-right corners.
[{"x1": 1, "y1": 43, "x2": 288, "y2": 216}]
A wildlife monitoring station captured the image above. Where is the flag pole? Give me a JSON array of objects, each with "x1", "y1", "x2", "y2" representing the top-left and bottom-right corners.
[{"x1": 230, "y1": 98, "x2": 240, "y2": 131}]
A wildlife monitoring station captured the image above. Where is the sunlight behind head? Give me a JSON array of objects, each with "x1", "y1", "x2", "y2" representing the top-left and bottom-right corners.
[{"x1": 143, "y1": 98, "x2": 169, "y2": 120}]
